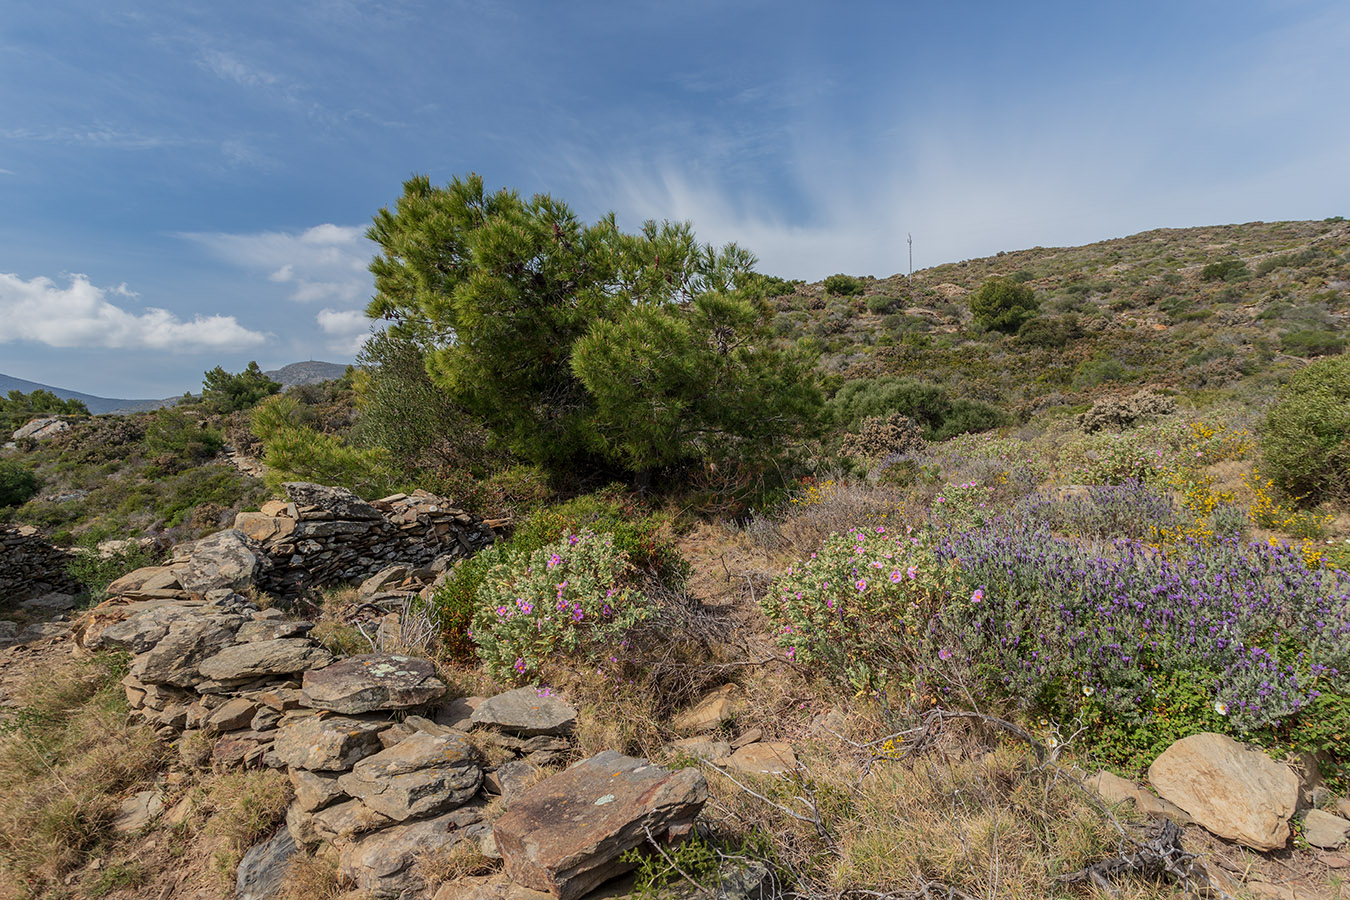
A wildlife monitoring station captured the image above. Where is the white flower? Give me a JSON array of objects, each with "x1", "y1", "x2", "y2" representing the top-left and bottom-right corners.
[
  {"x1": 1082, "y1": 685, "x2": 1094, "y2": 697},
  {"x1": 1214, "y1": 701, "x2": 1228, "y2": 716}
]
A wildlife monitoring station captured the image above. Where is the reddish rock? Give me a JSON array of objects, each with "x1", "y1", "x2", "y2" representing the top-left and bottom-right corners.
[{"x1": 493, "y1": 751, "x2": 707, "y2": 900}]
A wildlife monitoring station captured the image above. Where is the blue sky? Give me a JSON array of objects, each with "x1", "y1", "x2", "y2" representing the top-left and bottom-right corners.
[{"x1": 2, "y1": 0, "x2": 1347, "y2": 398}]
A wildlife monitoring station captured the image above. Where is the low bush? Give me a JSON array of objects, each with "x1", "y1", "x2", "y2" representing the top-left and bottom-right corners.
[
  {"x1": 0, "y1": 460, "x2": 38, "y2": 508},
  {"x1": 1075, "y1": 389, "x2": 1176, "y2": 433},
  {"x1": 66, "y1": 539, "x2": 160, "y2": 603},
  {"x1": 823, "y1": 274, "x2": 864, "y2": 296},
  {"x1": 1199, "y1": 257, "x2": 1249, "y2": 282},
  {"x1": 143, "y1": 409, "x2": 224, "y2": 465},
  {"x1": 470, "y1": 529, "x2": 652, "y2": 681},
  {"x1": 864, "y1": 294, "x2": 901, "y2": 314},
  {"x1": 1280, "y1": 329, "x2": 1346, "y2": 358},
  {"x1": 969, "y1": 278, "x2": 1039, "y2": 333},
  {"x1": 839, "y1": 413, "x2": 925, "y2": 461},
  {"x1": 1262, "y1": 354, "x2": 1350, "y2": 504}
]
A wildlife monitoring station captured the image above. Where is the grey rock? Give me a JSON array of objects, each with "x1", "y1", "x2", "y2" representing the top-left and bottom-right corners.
[
  {"x1": 1304, "y1": 808, "x2": 1350, "y2": 849},
  {"x1": 337, "y1": 731, "x2": 483, "y2": 821},
  {"x1": 16, "y1": 621, "x2": 71, "y2": 642},
  {"x1": 493, "y1": 751, "x2": 708, "y2": 900},
  {"x1": 20, "y1": 592, "x2": 75, "y2": 613},
  {"x1": 360, "y1": 565, "x2": 410, "y2": 596},
  {"x1": 128, "y1": 614, "x2": 242, "y2": 687},
  {"x1": 236, "y1": 827, "x2": 297, "y2": 900},
  {"x1": 197, "y1": 638, "x2": 333, "y2": 682},
  {"x1": 83, "y1": 601, "x2": 205, "y2": 652},
  {"x1": 471, "y1": 687, "x2": 578, "y2": 737},
  {"x1": 301, "y1": 653, "x2": 446, "y2": 714},
  {"x1": 272, "y1": 714, "x2": 387, "y2": 772},
  {"x1": 170, "y1": 529, "x2": 267, "y2": 594},
  {"x1": 236, "y1": 618, "x2": 314, "y2": 643},
  {"x1": 112, "y1": 789, "x2": 163, "y2": 833},
  {"x1": 311, "y1": 798, "x2": 396, "y2": 842},
  {"x1": 339, "y1": 807, "x2": 485, "y2": 898},
  {"x1": 290, "y1": 768, "x2": 347, "y2": 813},
  {"x1": 204, "y1": 697, "x2": 260, "y2": 734},
  {"x1": 284, "y1": 482, "x2": 383, "y2": 520},
  {"x1": 12, "y1": 416, "x2": 70, "y2": 441}
]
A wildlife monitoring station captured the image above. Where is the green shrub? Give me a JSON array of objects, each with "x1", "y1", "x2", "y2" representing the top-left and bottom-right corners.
[
  {"x1": 0, "y1": 389, "x2": 88, "y2": 435},
  {"x1": 931, "y1": 400, "x2": 1008, "y2": 441},
  {"x1": 1280, "y1": 329, "x2": 1346, "y2": 358},
  {"x1": 823, "y1": 274, "x2": 864, "y2": 296},
  {"x1": 252, "y1": 395, "x2": 397, "y2": 496},
  {"x1": 1071, "y1": 354, "x2": 1128, "y2": 390},
  {"x1": 0, "y1": 460, "x2": 38, "y2": 507},
  {"x1": 831, "y1": 377, "x2": 1006, "y2": 441},
  {"x1": 143, "y1": 410, "x2": 224, "y2": 464},
  {"x1": 200, "y1": 361, "x2": 281, "y2": 414},
  {"x1": 969, "y1": 278, "x2": 1039, "y2": 333},
  {"x1": 1262, "y1": 354, "x2": 1350, "y2": 504},
  {"x1": 471, "y1": 529, "x2": 651, "y2": 680},
  {"x1": 1199, "y1": 257, "x2": 1248, "y2": 282},
  {"x1": 865, "y1": 295, "x2": 900, "y2": 314},
  {"x1": 67, "y1": 539, "x2": 159, "y2": 603}
]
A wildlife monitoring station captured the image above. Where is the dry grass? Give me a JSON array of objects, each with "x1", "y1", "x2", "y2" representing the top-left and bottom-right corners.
[
  {"x1": 0, "y1": 653, "x2": 165, "y2": 897},
  {"x1": 698, "y1": 719, "x2": 1174, "y2": 900},
  {"x1": 200, "y1": 769, "x2": 293, "y2": 878},
  {"x1": 277, "y1": 849, "x2": 349, "y2": 900},
  {"x1": 413, "y1": 837, "x2": 499, "y2": 885}
]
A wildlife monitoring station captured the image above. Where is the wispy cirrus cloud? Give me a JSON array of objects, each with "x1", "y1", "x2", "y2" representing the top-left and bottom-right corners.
[
  {"x1": 180, "y1": 223, "x2": 374, "y2": 306},
  {"x1": 0, "y1": 272, "x2": 268, "y2": 350},
  {"x1": 316, "y1": 306, "x2": 377, "y2": 355}
]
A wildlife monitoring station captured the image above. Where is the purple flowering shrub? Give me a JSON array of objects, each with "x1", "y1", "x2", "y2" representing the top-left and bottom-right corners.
[
  {"x1": 762, "y1": 526, "x2": 963, "y2": 691},
  {"x1": 470, "y1": 529, "x2": 651, "y2": 681},
  {"x1": 1016, "y1": 480, "x2": 1178, "y2": 541},
  {"x1": 938, "y1": 527, "x2": 1350, "y2": 736}
]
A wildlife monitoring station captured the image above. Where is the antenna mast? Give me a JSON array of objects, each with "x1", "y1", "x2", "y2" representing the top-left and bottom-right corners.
[{"x1": 907, "y1": 233, "x2": 913, "y2": 280}]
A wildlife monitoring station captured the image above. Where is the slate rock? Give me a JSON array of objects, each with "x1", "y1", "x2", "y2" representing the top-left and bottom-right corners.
[
  {"x1": 112, "y1": 789, "x2": 163, "y2": 833},
  {"x1": 204, "y1": 697, "x2": 259, "y2": 733},
  {"x1": 301, "y1": 653, "x2": 447, "y2": 714},
  {"x1": 1303, "y1": 808, "x2": 1350, "y2": 849},
  {"x1": 721, "y1": 742, "x2": 796, "y2": 776},
  {"x1": 272, "y1": 714, "x2": 387, "y2": 771},
  {"x1": 290, "y1": 768, "x2": 347, "y2": 813},
  {"x1": 311, "y1": 798, "x2": 395, "y2": 842},
  {"x1": 493, "y1": 750, "x2": 708, "y2": 900},
  {"x1": 12, "y1": 417, "x2": 70, "y2": 441},
  {"x1": 1149, "y1": 732, "x2": 1299, "y2": 851},
  {"x1": 672, "y1": 684, "x2": 742, "y2": 733},
  {"x1": 20, "y1": 592, "x2": 75, "y2": 613},
  {"x1": 236, "y1": 827, "x2": 297, "y2": 900},
  {"x1": 79, "y1": 600, "x2": 205, "y2": 652},
  {"x1": 339, "y1": 806, "x2": 487, "y2": 898},
  {"x1": 670, "y1": 736, "x2": 733, "y2": 762},
  {"x1": 104, "y1": 566, "x2": 184, "y2": 601},
  {"x1": 128, "y1": 614, "x2": 242, "y2": 687},
  {"x1": 360, "y1": 565, "x2": 411, "y2": 597},
  {"x1": 197, "y1": 638, "x2": 333, "y2": 682},
  {"x1": 471, "y1": 687, "x2": 578, "y2": 737},
  {"x1": 337, "y1": 731, "x2": 483, "y2": 821},
  {"x1": 284, "y1": 482, "x2": 383, "y2": 520},
  {"x1": 170, "y1": 529, "x2": 267, "y2": 594},
  {"x1": 235, "y1": 618, "x2": 314, "y2": 643}
]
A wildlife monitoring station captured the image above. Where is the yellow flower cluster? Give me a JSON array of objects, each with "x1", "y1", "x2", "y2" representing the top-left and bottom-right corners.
[
  {"x1": 1186, "y1": 421, "x2": 1252, "y2": 464},
  {"x1": 1246, "y1": 474, "x2": 1330, "y2": 537},
  {"x1": 791, "y1": 478, "x2": 839, "y2": 507}
]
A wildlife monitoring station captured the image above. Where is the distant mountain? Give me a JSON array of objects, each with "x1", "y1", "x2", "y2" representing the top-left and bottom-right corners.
[
  {"x1": 264, "y1": 361, "x2": 350, "y2": 390},
  {"x1": 0, "y1": 372, "x2": 171, "y2": 415}
]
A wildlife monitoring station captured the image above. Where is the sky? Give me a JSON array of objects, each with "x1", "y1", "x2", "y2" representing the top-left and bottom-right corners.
[{"x1": 2, "y1": 0, "x2": 1348, "y2": 398}]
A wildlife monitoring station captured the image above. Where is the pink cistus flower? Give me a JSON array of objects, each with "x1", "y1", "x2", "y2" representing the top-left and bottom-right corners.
[
  {"x1": 855, "y1": 579, "x2": 867, "y2": 592},
  {"x1": 938, "y1": 648, "x2": 952, "y2": 661},
  {"x1": 513, "y1": 657, "x2": 527, "y2": 674},
  {"x1": 907, "y1": 565, "x2": 918, "y2": 580},
  {"x1": 971, "y1": 588, "x2": 985, "y2": 604},
  {"x1": 889, "y1": 570, "x2": 903, "y2": 583},
  {"x1": 547, "y1": 553, "x2": 562, "y2": 569}
]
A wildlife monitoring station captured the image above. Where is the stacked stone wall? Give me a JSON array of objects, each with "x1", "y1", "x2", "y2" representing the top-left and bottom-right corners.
[{"x1": 0, "y1": 524, "x2": 78, "y2": 600}]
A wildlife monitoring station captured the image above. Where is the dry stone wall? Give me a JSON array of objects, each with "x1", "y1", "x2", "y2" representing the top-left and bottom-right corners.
[{"x1": 0, "y1": 524, "x2": 78, "y2": 601}]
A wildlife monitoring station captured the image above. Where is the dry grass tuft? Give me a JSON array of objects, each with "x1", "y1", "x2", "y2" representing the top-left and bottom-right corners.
[
  {"x1": 277, "y1": 849, "x2": 348, "y2": 900},
  {"x1": 413, "y1": 837, "x2": 498, "y2": 886},
  {"x1": 201, "y1": 769, "x2": 293, "y2": 878},
  {"x1": 700, "y1": 720, "x2": 1172, "y2": 900},
  {"x1": 0, "y1": 653, "x2": 165, "y2": 896}
]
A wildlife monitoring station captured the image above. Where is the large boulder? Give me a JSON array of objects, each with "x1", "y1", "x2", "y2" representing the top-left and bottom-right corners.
[
  {"x1": 339, "y1": 806, "x2": 488, "y2": 898},
  {"x1": 197, "y1": 638, "x2": 334, "y2": 682},
  {"x1": 128, "y1": 614, "x2": 243, "y2": 687},
  {"x1": 76, "y1": 599, "x2": 205, "y2": 651},
  {"x1": 471, "y1": 687, "x2": 578, "y2": 737},
  {"x1": 337, "y1": 731, "x2": 483, "y2": 821},
  {"x1": 1148, "y1": 733, "x2": 1300, "y2": 851},
  {"x1": 284, "y1": 482, "x2": 383, "y2": 520},
  {"x1": 170, "y1": 529, "x2": 267, "y2": 594},
  {"x1": 493, "y1": 750, "x2": 708, "y2": 900},
  {"x1": 236, "y1": 827, "x2": 297, "y2": 900},
  {"x1": 272, "y1": 714, "x2": 387, "y2": 772},
  {"x1": 301, "y1": 654, "x2": 447, "y2": 714},
  {"x1": 12, "y1": 417, "x2": 70, "y2": 441},
  {"x1": 105, "y1": 566, "x2": 185, "y2": 601}
]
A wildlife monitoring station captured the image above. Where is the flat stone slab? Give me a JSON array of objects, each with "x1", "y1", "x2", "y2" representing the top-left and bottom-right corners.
[
  {"x1": 471, "y1": 687, "x2": 578, "y2": 737},
  {"x1": 337, "y1": 731, "x2": 483, "y2": 821},
  {"x1": 1304, "y1": 809, "x2": 1350, "y2": 849},
  {"x1": 302, "y1": 654, "x2": 447, "y2": 714},
  {"x1": 236, "y1": 827, "x2": 297, "y2": 900},
  {"x1": 273, "y1": 714, "x2": 387, "y2": 772},
  {"x1": 339, "y1": 806, "x2": 487, "y2": 897},
  {"x1": 1149, "y1": 732, "x2": 1299, "y2": 851},
  {"x1": 197, "y1": 638, "x2": 333, "y2": 682},
  {"x1": 721, "y1": 742, "x2": 797, "y2": 776},
  {"x1": 493, "y1": 750, "x2": 707, "y2": 900}
]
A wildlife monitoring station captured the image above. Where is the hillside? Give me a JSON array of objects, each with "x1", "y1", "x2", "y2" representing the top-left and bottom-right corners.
[
  {"x1": 775, "y1": 217, "x2": 1349, "y2": 418},
  {"x1": 263, "y1": 360, "x2": 350, "y2": 390},
  {"x1": 0, "y1": 372, "x2": 169, "y2": 415}
]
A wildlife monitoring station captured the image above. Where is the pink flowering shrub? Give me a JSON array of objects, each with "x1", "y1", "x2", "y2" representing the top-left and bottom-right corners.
[
  {"x1": 471, "y1": 529, "x2": 651, "y2": 681},
  {"x1": 930, "y1": 480, "x2": 996, "y2": 530},
  {"x1": 761, "y1": 525, "x2": 962, "y2": 691}
]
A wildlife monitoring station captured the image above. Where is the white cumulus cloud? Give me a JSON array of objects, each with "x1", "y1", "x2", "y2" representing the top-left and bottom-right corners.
[
  {"x1": 181, "y1": 223, "x2": 373, "y2": 306},
  {"x1": 317, "y1": 307, "x2": 377, "y2": 355},
  {"x1": 0, "y1": 272, "x2": 268, "y2": 350}
]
